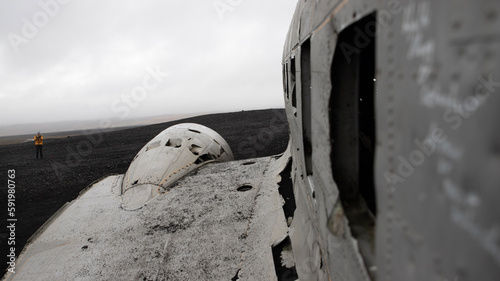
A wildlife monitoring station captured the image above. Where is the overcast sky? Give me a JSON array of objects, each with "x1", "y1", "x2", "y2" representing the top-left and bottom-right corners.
[{"x1": 0, "y1": 0, "x2": 297, "y2": 129}]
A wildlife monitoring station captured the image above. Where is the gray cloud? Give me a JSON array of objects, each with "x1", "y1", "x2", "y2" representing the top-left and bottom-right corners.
[{"x1": 0, "y1": 0, "x2": 297, "y2": 128}]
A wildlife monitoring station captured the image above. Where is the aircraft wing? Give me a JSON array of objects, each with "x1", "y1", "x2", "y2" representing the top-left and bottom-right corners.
[{"x1": 4, "y1": 152, "x2": 292, "y2": 281}]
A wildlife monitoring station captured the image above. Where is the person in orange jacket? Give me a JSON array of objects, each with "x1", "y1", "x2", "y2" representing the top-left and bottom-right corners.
[{"x1": 34, "y1": 132, "x2": 43, "y2": 159}]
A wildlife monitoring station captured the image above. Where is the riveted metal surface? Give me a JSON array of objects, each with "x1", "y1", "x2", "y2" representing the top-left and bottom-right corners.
[
  {"x1": 284, "y1": 0, "x2": 500, "y2": 280},
  {"x1": 121, "y1": 123, "x2": 233, "y2": 210}
]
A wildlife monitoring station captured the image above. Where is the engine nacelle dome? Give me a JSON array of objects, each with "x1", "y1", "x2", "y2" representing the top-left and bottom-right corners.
[{"x1": 121, "y1": 123, "x2": 234, "y2": 210}]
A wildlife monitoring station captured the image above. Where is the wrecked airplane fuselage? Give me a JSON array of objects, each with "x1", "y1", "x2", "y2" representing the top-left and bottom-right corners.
[
  {"x1": 4, "y1": 0, "x2": 500, "y2": 280},
  {"x1": 121, "y1": 123, "x2": 233, "y2": 210},
  {"x1": 283, "y1": 0, "x2": 500, "y2": 280}
]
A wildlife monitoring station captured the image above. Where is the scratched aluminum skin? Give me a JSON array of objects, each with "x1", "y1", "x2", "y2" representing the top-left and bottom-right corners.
[{"x1": 283, "y1": 0, "x2": 500, "y2": 280}]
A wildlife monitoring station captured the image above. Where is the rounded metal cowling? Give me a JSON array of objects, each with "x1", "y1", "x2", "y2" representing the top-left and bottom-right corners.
[{"x1": 121, "y1": 123, "x2": 234, "y2": 210}]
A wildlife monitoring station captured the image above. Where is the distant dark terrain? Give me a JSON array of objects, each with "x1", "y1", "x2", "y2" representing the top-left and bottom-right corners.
[
  {"x1": 0, "y1": 109, "x2": 289, "y2": 272},
  {"x1": 0, "y1": 126, "x2": 139, "y2": 146}
]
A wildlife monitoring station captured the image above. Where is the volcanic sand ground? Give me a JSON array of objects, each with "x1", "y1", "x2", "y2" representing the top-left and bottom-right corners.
[{"x1": 0, "y1": 109, "x2": 289, "y2": 272}]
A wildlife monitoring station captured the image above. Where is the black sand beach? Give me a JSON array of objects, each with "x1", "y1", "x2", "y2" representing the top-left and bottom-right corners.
[{"x1": 0, "y1": 109, "x2": 289, "y2": 272}]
